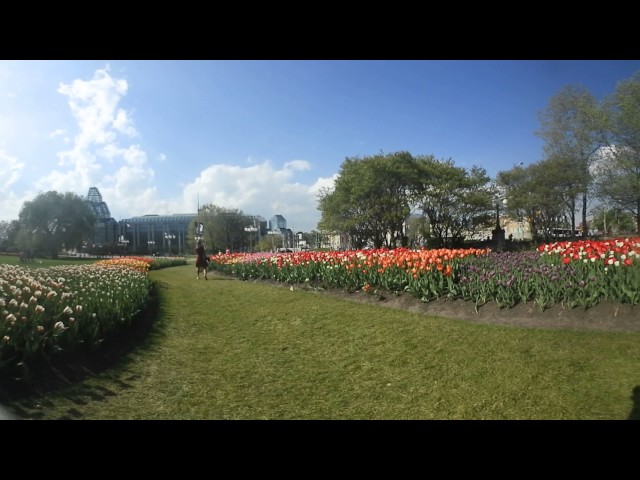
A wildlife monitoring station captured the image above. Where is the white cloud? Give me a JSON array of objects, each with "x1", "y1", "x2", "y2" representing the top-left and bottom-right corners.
[
  {"x1": 48, "y1": 128, "x2": 66, "y2": 139},
  {"x1": 0, "y1": 191, "x2": 29, "y2": 221},
  {"x1": 57, "y1": 66, "x2": 131, "y2": 151},
  {"x1": 0, "y1": 150, "x2": 25, "y2": 188},
  {"x1": 0, "y1": 65, "x2": 330, "y2": 232},
  {"x1": 39, "y1": 148, "x2": 103, "y2": 192},
  {"x1": 177, "y1": 160, "x2": 326, "y2": 231},
  {"x1": 97, "y1": 143, "x2": 120, "y2": 162},
  {"x1": 283, "y1": 159, "x2": 311, "y2": 171},
  {"x1": 112, "y1": 109, "x2": 137, "y2": 137},
  {"x1": 309, "y1": 174, "x2": 338, "y2": 195},
  {"x1": 121, "y1": 144, "x2": 147, "y2": 167},
  {"x1": 0, "y1": 150, "x2": 28, "y2": 220},
  {"x1": 33, "y1": 66, "x2": 155, "y2": 209}
]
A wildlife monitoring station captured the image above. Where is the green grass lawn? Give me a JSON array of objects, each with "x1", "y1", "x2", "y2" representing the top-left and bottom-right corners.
[
  {"x1": 0, "y1": 254, "x2": 96, "y2": 267},
  {"x1": 3, "y1": 263, "x2": 640, "y2": 419}
]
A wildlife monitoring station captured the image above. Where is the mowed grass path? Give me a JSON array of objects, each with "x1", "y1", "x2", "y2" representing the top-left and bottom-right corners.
[{"x1": 6, "y1": 263, "x2": 640, "y2": 419}]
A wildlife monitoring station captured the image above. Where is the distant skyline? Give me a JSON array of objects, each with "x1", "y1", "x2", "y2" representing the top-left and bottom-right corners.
[{"x1": 1, "y1": 60, "x2": 639, "y2": 232}]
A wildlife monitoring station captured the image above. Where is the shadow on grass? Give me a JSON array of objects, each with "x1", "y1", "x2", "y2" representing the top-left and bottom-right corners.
[
  {"x1": 0, "y1": 281, "x2": 166, "y2": 420},
  {"x1": 628, "y1": 386, "x2": 640, "y2": 420}
]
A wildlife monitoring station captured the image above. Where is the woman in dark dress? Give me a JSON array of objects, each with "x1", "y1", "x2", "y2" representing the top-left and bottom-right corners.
[{"x1": 195, "y1": 239, "x2": 208, "y2": 280}]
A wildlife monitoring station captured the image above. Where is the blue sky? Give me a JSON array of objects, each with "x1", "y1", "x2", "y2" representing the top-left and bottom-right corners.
[{"x1": 1, "y1": 60, "x2": 639, "y2": 232}]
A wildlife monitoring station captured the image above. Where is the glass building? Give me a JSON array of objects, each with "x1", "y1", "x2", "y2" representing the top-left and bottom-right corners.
[
  {"x1": 85, "y1": 187, "x2": 118, "y2": 247},
  {"x1": 269, "y1": 215, "x2": 287, "y2": 231},
  {"x1": 84, "y1": 186, "x2": 291, "y2": 255},
  {"x1": 120, "y1": 214, "x2": 197, "y2": 255}
]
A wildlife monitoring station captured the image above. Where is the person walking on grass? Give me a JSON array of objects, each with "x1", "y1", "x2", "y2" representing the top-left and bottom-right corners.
[{"x1": 195, "y1": 239, "x2": 208, "y2": 280}]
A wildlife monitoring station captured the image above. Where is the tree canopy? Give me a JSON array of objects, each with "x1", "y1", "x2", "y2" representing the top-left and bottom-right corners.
[
  {"x1": 591, "y1": 206, "x2": 636, "y2": 235},
  {"x1": 18, "y1": 191, "x2": 96, "y2": 258},
  {"x1": 498, "y1": 158, "x2": 589, "y2": 241},
  {"x1": 318, "y1": 152, "x2": 493, "y2": 249},
  {"x1": 594, "y1": 72, "x2": 640, "y2": 232},
  {"x1": 318, "y1": 152, "x2": 415, "y2": 249},
  {"x1": 196, "y1": 204, "x2": 250, "y2": 253},
  {"x1": 535, "y1": 84, "x2": 607, "y2": 233},
  {"x1": 411, "y1": 156, "x2": 493, "y2": 247}
]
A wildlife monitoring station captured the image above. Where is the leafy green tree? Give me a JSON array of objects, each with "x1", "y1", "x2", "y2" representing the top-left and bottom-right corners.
[
  {"x1": 411, "y1": 156, "x2": 493, "y2": 248},
  {"x1": 18, "y1": 191, "x2": 96, "y2": 258},
  {"x1": 595, "y1": 72, "x2": 640, "y2": 232},
  {"x1": 497, "y1": 164, "x2": 536, "y2": 232},
  {"x1": 318, "y1": 152, "x2": 416, "y2": 249},
  {"x1": 318, "y1": 180, "x2": 373, "y2": 249},
  {"x1": 300, "y1": 231, "x2": 317, "y2": 249},
  {"x1": 498, "y1": 161, "x2": 570, "y2": 241},
  {"x1": 256, "y1": 235, "x2": 276, "y2": 252},
  {"x1": 591, "y1": 206, "x2": 636, "y2": 235},
  {"x1": 527, "y1": 161, "x2": 574, "y2": 240},
  {"x1": 197, "y1": 204, "x2": 248, "y2": 253},
  {"x1": 404, "y1": 214, "x2": 429, "y2": 247},
  {"x1": 0, "y1": 220, "x2": 19, "y2": 252},
  {"x1": 536, "y1": 85, "x2": 607, "y2": 235},
  {"x1": 545, "y1": 155, "x2": 584, "y2": 234}
]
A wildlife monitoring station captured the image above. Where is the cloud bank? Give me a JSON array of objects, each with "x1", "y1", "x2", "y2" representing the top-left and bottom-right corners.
[{"x1": 0, "y1": 66, "x2": 335, "y2": 232}]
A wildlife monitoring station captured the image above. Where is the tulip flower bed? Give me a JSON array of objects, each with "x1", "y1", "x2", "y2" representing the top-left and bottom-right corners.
[
  {"x1": 94, "y1": 255, "x2": 187, "y2": 271},
  {"x1": 0, "y1": 257, "x2": 156, "y2": 374},
  {"x1": 209, "y1": 238, "x2": 640, "y2": 312}
]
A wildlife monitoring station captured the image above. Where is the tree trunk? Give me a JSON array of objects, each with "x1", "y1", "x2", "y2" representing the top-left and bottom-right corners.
[
  {"x1": 582, "y1": 192, "x2": 588, "y2": 236},
  {"x1": 571, "y1": 210, "x2": 576, "y2": 236}
]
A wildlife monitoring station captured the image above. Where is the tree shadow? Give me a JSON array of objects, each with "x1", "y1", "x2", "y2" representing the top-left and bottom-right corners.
[
  {"x1": 0, "y1": 281, "x2": 165, "y2": 419},
  {"x1": 628, "y1": 386, "x2": 640, "y2": 420}
]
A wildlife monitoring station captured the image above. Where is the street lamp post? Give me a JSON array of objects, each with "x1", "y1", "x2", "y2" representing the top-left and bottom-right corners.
[
  {"x1": 118, "y1": 235, "x2": 130, "y2": 256},
  {"x1": 118, "y1": 223, "x2": 131, "y2": 256},
  {"x1": 164, "y1": 233, "x2": 176, "y2": 256},
  {"x1": 244, "y1": 225, "x2": 258, "y2": 252},
  {"x1": 195, "y1": 222, "x2": 204, "y2": 241},
  {"x1": 147, "y1": 240, "x2": 155, "y2": 256},
  {"x1": 492, "y1": 194, "x2": 508, "y2": 251},
  {"x1": 267, "y1": 230, "x2": 278, "y2": 251}
]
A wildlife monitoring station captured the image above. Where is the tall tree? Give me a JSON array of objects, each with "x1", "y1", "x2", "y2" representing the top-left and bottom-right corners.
[
  {"x1": 18, "y1": 191, "x2": 96, "y2": 258},
  {"x1": 404, "y1": 214, "x2": 430, "y2": 247},
  {"x1": 197, "y1": 204, "x2": 247, "y2": 253},
  {"x1": 595, "y1": 72, "x2": 640, "y2": 232},
  {"x1": 536, "y1": 85, "x2": 607, "y2": 236},
  {"x1": 591, "y1": 206, "x2": 636, "y2": 235},
  {"x1": 497, "y1": 164, "x2": 536, "y2": 233},
  {"x1": 527, "y1": 161, "x2": 575, "y2": 240},
  {"x1": 498, "y1": 161, "x2": 570, "y2": 241},
  {"x1": 0, "y1": 220, "x2": 16, "y2": 251},
  {"x1": 539, "y1": 155, "x2": 583, "y2": 234},
  {"x1": 411, "y1": 156, "x2": 493, "y2": 248},
  {"x1": 318, "y1": 152, "x2": 416, "y2": 249}
]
